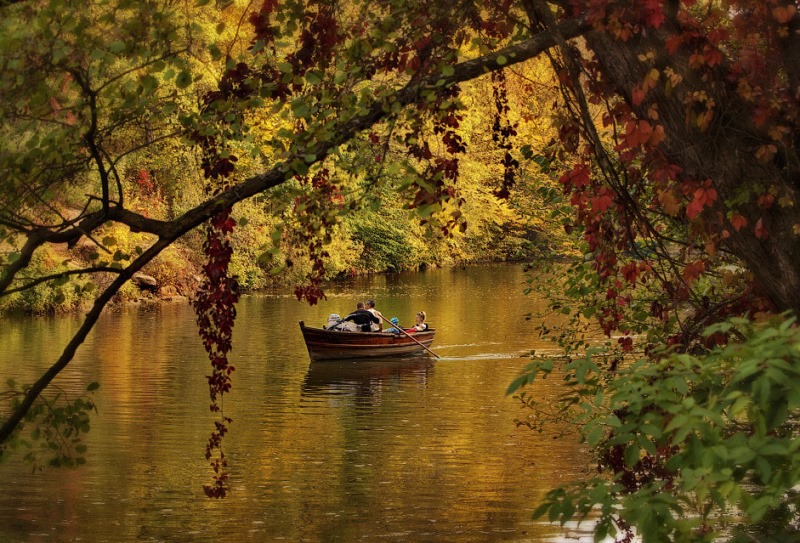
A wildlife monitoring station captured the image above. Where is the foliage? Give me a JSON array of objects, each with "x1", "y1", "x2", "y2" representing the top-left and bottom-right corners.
[
  {"x1": 0, "y1": 2, "x2": 798, "y2": 529},
  {"x1": 506, "y1": 0, "x2": 800, "y2": 541},
  {"x1": 0, "y1": 380, "x2": 99, "y2": 470},
  {"x1": 0, "y1": 246, "x2": 96, "y2": 314},
  {"x1": 510, "y1": 315, "x2": 800, "y2": 542}
]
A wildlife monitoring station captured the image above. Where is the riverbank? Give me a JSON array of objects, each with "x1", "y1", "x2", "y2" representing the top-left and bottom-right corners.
[{"x1": 0, "y1": 235, "x2": 546, "y2": 316}]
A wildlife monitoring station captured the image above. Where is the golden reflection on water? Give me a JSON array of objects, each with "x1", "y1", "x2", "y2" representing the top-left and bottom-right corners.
[{"x1": 0, "y1": 264, "x2": 595, "y2": 542}]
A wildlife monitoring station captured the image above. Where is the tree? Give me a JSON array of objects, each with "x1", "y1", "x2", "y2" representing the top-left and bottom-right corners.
[
  {"x1": 0, "y1": 0, "x2": 586, "y2": 495},
  {"x1": 508, "y1": 1, "x2": 800, "y2": 540},
  {"x1": 1, "y1": 0, "x2": 799, "y2": 535}
]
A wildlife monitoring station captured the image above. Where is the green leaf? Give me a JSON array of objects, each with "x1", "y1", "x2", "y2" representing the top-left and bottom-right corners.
[
  {"x1": 109, "y1": 40, "x2": 126, "y2": 54},
  {"x1": 176, "y1": 70, "x2": 192, "y2": 89},
  {"x1": 86, "y1": 382, "x2": 100, "y2": 392},
  {"x1": 306, "y1": 70, "x2": 323, "y2": 85},
  {"x1": 586, "y1": 424, "x2": 604, "y2": 447},
  {"x1": 624, "y1": 444, "x2": 640, "y2": 467}
]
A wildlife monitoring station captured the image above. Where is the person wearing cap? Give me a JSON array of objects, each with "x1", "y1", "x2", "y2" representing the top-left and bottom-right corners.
[
  {"x1": 384, "y1": 317, "x2": 401, "y2": 334},
  {"x1": 325, "y1": 313, "x2": 342, "y2": 329}
]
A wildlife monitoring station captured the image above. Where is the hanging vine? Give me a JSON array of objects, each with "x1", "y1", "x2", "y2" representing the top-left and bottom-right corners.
[
  {"x1": 192, "y1": 196, "x2": 239, "y2": 499},
  {"x1": 191, "y1": 77, "x2": 243, "y2": 499}
]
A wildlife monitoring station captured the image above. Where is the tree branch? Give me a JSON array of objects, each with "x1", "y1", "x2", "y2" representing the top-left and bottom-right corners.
[
  {"x1": 1, "y1": 266, "x2": 123, "y2": 297},
  {"x1": 0, "y1": 236, "x2": 173, "y2": 445},
  {"x1": 0, "y1": 16, "x2": 590, "y2": 446}
]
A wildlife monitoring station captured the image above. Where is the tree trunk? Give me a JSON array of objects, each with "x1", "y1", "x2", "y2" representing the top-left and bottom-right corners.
[{"x1": 582, "y1": 26, "x2": 800, "y2": 314}]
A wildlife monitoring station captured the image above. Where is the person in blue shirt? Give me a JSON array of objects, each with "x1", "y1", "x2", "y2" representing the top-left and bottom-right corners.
[{"x1": 384, "y1": 317, "x2": 401, "y2": 334}]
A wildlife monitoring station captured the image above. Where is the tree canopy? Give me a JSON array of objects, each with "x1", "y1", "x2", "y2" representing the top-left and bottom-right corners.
[{"x1": 1, "y1": 0, "x2": 799, "y2": 539}]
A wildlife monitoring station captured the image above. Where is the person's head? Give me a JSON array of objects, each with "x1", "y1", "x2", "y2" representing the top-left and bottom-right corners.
[
  {"x1": 416, "y1": 311, "x2": 426, "y2": 323},
  {"x1": 390, "y1": 317, "x2": 399, "y2": 326},
  {"x1": 356, "y1": 301, "x2": 365, "y2": 309},
  {"x1": 365, "y1": 299, "x2": 375, "y2": 309}
]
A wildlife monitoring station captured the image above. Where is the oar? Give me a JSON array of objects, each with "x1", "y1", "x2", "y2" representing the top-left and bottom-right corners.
[{"x1": 379, "y1": 314, "x2": 440, "y2": 359}]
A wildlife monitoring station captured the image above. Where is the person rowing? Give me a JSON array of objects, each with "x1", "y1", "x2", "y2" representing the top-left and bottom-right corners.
[{"x1": 342, "y1": 301, "x2": 380, "y2": 332}]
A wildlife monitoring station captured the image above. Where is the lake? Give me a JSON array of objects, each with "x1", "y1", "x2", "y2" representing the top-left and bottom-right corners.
[{"x1": 0, "y1": 263, "x2": 596, "y2": 542}]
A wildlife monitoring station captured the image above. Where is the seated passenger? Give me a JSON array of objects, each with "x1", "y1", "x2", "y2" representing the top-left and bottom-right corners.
[
  {"x1": 384, "y1": 317, "x2": 401, "y2": 334},
  {"x1": 342, "y1": 301, "x2": 381, "y2": 332},
  {"x1": 406, "y1": 311, "x2": 428, "y2": 333},
  {"x1": 365, "y1": 299, "x2": 383, "y2": 331},
  {"x1": 325, "y1": 314, "x2": 341, "y2": 329}
]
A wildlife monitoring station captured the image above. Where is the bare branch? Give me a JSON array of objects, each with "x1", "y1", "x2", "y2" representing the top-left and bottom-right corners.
[{"x1": 1, "y1": 266, "x2": 123, "y2": 297}]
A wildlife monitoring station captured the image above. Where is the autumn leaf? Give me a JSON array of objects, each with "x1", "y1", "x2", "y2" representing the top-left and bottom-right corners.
[
  {"x1": 772, "y1": 5, "x2": 797, "y2": 24},
  {"x1": 755, "y1": 144, "x2": 777, "y2": 164},
  {"x1": 559, "y1": 163, "x2": 591, "y2": 190},
  {"x1": 621, "y1": 262, "x2": 639, "y2": 284},
  {"x1": 657, "y1": 189, "x2": 681, "y2": 216},
  {"x1": 682, "y1": 260, "x2": 706, "y2": 285},
  {"x1": 590, "y1": 193, "x2": 614, "y2": 213},
  {"x1": 757, "y1": 193, "x2": 775, "y2": 209},
  {"x1": 686, "y1": 182, "x2": 717, "y2": 219},
  {"x1": 730, "y1": 214, "x2": 748, "y2": 231},
  {"x1": 632, "y1": 86, "x2": 646, "y2": 106}
]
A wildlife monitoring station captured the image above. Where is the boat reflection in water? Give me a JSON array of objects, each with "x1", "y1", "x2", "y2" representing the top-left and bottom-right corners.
[{"x1": 301, "y1": 356, "x2": 435, "y2": 406}]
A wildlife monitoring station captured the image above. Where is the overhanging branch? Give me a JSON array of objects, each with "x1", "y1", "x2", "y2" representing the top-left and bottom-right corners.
[{"x1": 0, "y1": 15, "x2": 590, "y2": 446}]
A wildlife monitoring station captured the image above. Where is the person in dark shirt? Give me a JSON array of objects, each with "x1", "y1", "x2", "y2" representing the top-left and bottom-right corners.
[{"x1": 343, "y1": 301, "x2": 380, "y2": 332}]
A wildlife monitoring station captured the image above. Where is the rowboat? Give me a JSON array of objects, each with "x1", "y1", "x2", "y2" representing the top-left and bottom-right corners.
[{"x1": 299, "y1": 321, "x2": 436, "y2": 360}]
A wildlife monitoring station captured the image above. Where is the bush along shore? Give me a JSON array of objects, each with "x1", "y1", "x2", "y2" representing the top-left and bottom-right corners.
[{"x1": 0, "y1": 221, "x2": 559, "y2": 316}]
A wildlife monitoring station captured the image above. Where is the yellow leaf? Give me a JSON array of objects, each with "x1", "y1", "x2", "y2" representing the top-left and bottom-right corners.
[
  {"x1": 658, "y1": 189, "x2": 681, "y2": 216},
  {"x1": 755, "y1": 144, "x2": 777, "y2": 164}
]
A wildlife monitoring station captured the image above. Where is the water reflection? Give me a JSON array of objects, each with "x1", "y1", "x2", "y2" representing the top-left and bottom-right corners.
[
  {"x1": 0, "y1": 263, "x2": 594, "y2": 542},
  {"x1": 303, "y1": 357, "x2": 434, "y2": 392},
  {"x1": 301, "y1": 357, "x2": 434, "y2": 413}
]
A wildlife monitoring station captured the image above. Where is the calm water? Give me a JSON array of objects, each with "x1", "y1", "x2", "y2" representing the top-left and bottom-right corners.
[{"x1": 0, "y1": 264, "x2": 594, "y2": 542}]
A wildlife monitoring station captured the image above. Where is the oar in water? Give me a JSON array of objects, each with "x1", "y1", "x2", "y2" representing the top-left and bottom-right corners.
[{"x1": 379, "y1": 314, "x2": 440, "y2": 359}]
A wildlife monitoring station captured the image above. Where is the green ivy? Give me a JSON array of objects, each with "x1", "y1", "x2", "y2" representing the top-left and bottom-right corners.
[
  {"x1": 510, "y1": 315, "x2": 800, "y2": 542},
  {"x1": 1, "y1": 380, "x2": 99, "y2": 470}
]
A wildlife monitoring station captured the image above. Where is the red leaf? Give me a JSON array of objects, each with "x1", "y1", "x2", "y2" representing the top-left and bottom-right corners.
[
  {"x1": 591, "y1": 193, "x2": 614, "y2": 213},
  {"x1": 682, "y1": 260, "x2": 705, "y2": 285},
  {"x1": 686, "y1": 181, "x2": 717, "y2": 219},
  {"x1": 559, "y1": 163, "x2": 591, "y2": 191},
  {"x1": 632, "y1": 86, "x2": 645, "y2": 106},
  {"x1": 621, "y1": 262, "x2": 639, "y2": 285},
  {"x1": 730, "y1": 214, "x2": 748, "y2": 231}
]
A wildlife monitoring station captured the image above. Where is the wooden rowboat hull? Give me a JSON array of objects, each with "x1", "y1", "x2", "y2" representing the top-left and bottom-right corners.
[{"x1": 299, "y1": 321, "x2": 436, "y2": 360}]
